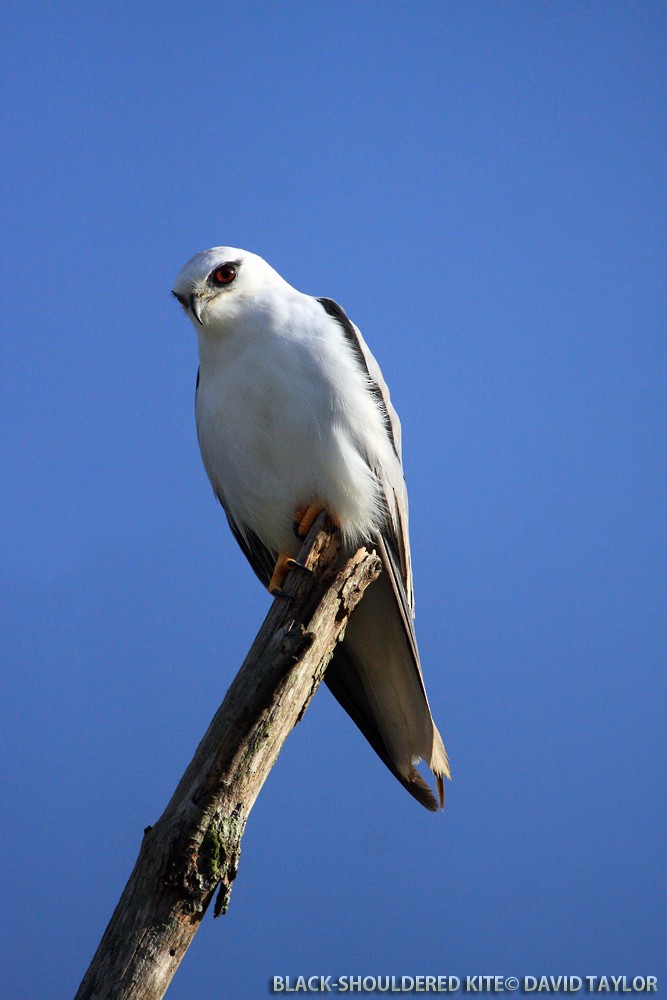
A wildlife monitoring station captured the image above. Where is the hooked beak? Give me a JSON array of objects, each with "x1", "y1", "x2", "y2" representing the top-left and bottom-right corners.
[
  {"x1": 189, "y1": 293, "x2": 204, "y2": 325},
  {"x1": 171, "y1": 289, "x2": 204, "y2": 326}
]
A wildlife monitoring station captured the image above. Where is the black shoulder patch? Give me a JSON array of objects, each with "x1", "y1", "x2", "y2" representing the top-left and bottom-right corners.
[
  {"x1": 317, "y1": 297, "x2": 398, "y2": 457},
  {"x1": 196, "y1": 366, "x2": 200, "y2": 390}
]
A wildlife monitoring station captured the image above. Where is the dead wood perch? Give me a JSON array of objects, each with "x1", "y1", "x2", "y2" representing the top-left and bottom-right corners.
[{"x1": 74, "y1": 514, "x2": 381, "y2": 1000}]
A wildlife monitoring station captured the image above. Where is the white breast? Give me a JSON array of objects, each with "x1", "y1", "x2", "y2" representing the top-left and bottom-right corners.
[{"x1": 195, "y1": 294, "x2": 394, "y2": 557}]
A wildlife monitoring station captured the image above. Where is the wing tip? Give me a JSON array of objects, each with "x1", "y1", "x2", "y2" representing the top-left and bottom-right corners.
[
  {"x1": 430, "y1": 729, "x2": 452, "y2": 808},
  {"x1": 436, "y1": 773, "x2": 445, "y2": 810},
  {"x1": 403, "y1": 767, "x2": 443, "y2": 813}
]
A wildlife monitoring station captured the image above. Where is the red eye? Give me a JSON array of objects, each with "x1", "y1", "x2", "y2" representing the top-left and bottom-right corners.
[{"x1": 211, "y1": 263, "x2": 237, "y2": 286}]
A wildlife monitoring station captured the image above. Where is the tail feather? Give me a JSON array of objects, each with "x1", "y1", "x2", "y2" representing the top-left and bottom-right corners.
[
  {"x1": 327, "y1": 557, "x2": 451, "y2": 814},
  {"x1": 325, "y1": 646, "x2": 441, "y2": 811}
]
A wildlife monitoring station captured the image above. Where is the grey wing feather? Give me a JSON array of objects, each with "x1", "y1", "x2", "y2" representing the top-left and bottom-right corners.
[
  {"x1": 223, "y1": 505, "x2": 276, "y2": 588},
  {"x1": 318, "y1": 298, "x2": 448, "y2": 809},
  {"x1": 317, "y1": 298, "x2": 414, "y2": 610}
]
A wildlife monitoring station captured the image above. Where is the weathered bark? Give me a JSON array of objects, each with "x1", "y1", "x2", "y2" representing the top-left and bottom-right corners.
[{"x1": 74, "y1": 515, "x2": 381, "y2": 1000}]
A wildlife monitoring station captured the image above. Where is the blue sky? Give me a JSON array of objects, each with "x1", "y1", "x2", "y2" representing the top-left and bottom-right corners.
[{"x1": 2, "y1": 3, "x2": 665, "y2": 998}]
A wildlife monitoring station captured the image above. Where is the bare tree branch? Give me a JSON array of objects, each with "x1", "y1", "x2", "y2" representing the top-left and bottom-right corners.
[{"x1": 74, "y1": 515, "x2": 381, "y2": 1000}]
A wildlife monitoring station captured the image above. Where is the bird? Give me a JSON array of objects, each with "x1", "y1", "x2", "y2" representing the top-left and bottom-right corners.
[{"x1": 172, "y1": 247, "x2": 450, "y2": 811}]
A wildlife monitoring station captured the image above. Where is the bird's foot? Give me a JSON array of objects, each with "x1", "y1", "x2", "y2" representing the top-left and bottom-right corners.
[
  {"x1": 268, "y1": 553, "x2": 313, "y2": 597},
  {"x1": 292, "y1": 500, "x2": 339, "y2": 538}
]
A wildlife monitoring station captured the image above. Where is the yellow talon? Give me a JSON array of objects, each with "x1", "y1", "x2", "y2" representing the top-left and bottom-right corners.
[
  {"x1": 268, "y1": 553, "x2": 314, "y2": 596},
  {"x1": 268, "y1": 552, "x2": 295, "y2": 596},
  {"x1": 270, "y1": 501, "x2": 340, "y2": 595},
  {"x1": 295, "y1": 500, "x2": 326, "y2": 538}
]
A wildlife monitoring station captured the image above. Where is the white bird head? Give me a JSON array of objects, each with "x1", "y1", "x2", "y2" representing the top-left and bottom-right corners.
[{"x1": 172, "y1": 247, "x2": 291, "y2": 329}]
